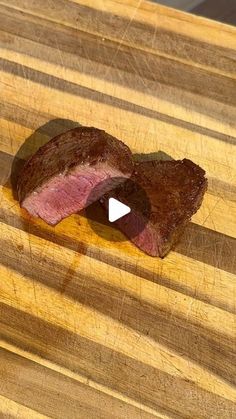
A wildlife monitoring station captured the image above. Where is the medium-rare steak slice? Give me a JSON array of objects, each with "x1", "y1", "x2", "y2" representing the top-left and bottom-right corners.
[
  {"x1": 101, "y1": 159, "x2": 207, "y2": 257},
  {"x1": 17, "y1": 127, "x2": 134, "y2": 225}
]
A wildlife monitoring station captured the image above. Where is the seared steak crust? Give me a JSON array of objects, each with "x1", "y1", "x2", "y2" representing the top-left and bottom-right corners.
[
  {"x1": 102, "y1": 159, "x2": 207, "y2": 257},
  {"x1": 18, "y1": 127, "x2": 133, "y2": 202}
]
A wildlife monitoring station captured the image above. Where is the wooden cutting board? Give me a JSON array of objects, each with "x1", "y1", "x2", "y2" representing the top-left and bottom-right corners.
[{"x1": 0, "y1": 1, "x2": 235, "y2": 418}]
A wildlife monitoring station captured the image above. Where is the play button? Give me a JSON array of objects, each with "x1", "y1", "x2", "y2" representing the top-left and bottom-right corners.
[
  {"x1": 108, "y1": 198, "x2": 131, "y2": 222},
  {"x1": 85, "y1": 176, "x2": 151, "y2": 243}
]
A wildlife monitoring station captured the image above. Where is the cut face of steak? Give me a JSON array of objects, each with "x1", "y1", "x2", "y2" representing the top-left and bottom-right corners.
[
  {"x1": 101, "y1": 159, "x2": 207, "y2": 257},
  {"x1": 17, "y1": 127, "x2": 134, "y2": 225}
]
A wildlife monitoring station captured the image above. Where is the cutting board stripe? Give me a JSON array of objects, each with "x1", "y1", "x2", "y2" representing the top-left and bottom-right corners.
[
  {"x1": 0, "y1": 71, "x2": 236, "y2": 148},
  {"x1": 0, "y1": 148, "x2": 235, "y2": 276},
  {"x1": 1, "y1": 220, "x2": 235, "y2": 336},
  {"x1": 0, "y1": 1, "x2": 235, "y2": 417},
  {"x1": 1, "y1": 303, "x2": 236, "y2": 418},
  {"x1": 1, "y1": 38, "x2": 236, "y2": 144},
  {"x1": 1, "y1": 66, "x2": 235, "y2": 187},
  {"x1": 0, "y1": 76, "x2": 236, "y2": 198},
  {"x1": 0, "y1": 203, "x2": 235, "y2": 315},
  {"x1": 1, "y1": 31, "x2": 236, "y2": 135},
  {"x1": 1, "y1": 238, "x2": 236, "y2": 386},
  {"x1": 0, "y1": 346, "x2": 160, "y2": 419},
  {"x1": 0, "y1": 115, "x2": 235, "y2": 208},
  {"x1": 1, "y1": 0, "x2": 236, "y2": 78},
  {"x1": 0, "y1": 18, "x2": 235, "y2": 111},
  {"x1": 1, "y1": 11, "x2": 236, "y2": 138},
  {"x1": 0, "y1": 393, "x2": 49, "y2": 419},
  {"x1": 1, "y1": 320, "x2": 235, "y2": 419},
  {"x1": 0, "y1": 158, "x2": 236, "y2": 282},
  {"x1": 2, "y1": 168, "x2": 235, "y2": 308},
  {"x1": 2, "y1": 255, "x2": 235, "y2": 405},
  {"x1": 1, "y1": 147, "x2": 236, "y2": 316},
  {"x1": 0, "y1": 101, "x2": 235, "y2": 203},
  {"x1": 1, "y1": 56, "x2": 236, "y2": 142},
  {"x1": 0, "y1": 169, "x2": 236, "y2": 277}
]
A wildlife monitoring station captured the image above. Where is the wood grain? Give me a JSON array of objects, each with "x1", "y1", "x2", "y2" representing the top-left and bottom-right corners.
[{"x1": 0, "y1": 1, "x2": 235, "y2": 418}]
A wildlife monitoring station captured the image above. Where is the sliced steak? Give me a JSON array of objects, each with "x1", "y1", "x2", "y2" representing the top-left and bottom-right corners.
[
  {"x1": 17, "y1": 127, "x2": 134, "y2": 225},
  {"x1": 101, "y1": 159, "x2": 207, "y2": 257}
]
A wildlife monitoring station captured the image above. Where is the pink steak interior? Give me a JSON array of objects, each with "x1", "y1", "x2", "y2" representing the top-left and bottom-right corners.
[
  {"x1": 115, "y1": 211, "x2": 160, "y2": 256},
  {"x1": 22, "y1": 163, "x2": 129, "y2": 225}
]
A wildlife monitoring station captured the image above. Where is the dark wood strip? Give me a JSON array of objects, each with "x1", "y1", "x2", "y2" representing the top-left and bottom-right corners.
[
  {"x1": 1, "y1": 233, "x2": 236, "y2": 387},
  {"x1": 1, "y1": 303, "x2": 236, "y2": 419},
  {"x1": 176, "y1": 222, "x2": 236, "y2": 274},
  {"x1": 1, "y1": 7, "x2": 236, "y2": 116},
  {"x1": 0, "y1": 102, "x2": 64, "y2": 138},
  {"x1": 207, "y1": 177, "x2": 236, "y2": 202},
  {"x1": 0, "y1": 347, "x2": 155, "y2": 419},
  {"x1": 1, "y1": 0, "x2": 236, "y2": 76}
]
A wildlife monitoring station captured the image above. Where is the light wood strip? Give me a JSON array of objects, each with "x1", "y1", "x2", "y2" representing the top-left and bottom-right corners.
[{"x1": 0, "y1": 394, "x2": 49, "y2": 419}]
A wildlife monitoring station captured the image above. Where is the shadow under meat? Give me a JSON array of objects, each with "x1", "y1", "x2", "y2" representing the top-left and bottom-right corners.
[{"x1": 133, "y1": 150, "x2": 173, "y2": 163}]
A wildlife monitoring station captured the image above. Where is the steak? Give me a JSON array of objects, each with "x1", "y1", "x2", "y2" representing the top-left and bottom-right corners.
[
  {"x1": 17, "y1": 127, "x2": 134, "y2": 225},
  {"x1": 101, "y1": 159, "x2": 207, "y2": 257}
]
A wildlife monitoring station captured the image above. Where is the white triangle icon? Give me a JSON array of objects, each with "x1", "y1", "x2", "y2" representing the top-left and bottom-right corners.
[{"x1": 108, "y1": 198, "x2": 131, "y2": 222}]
